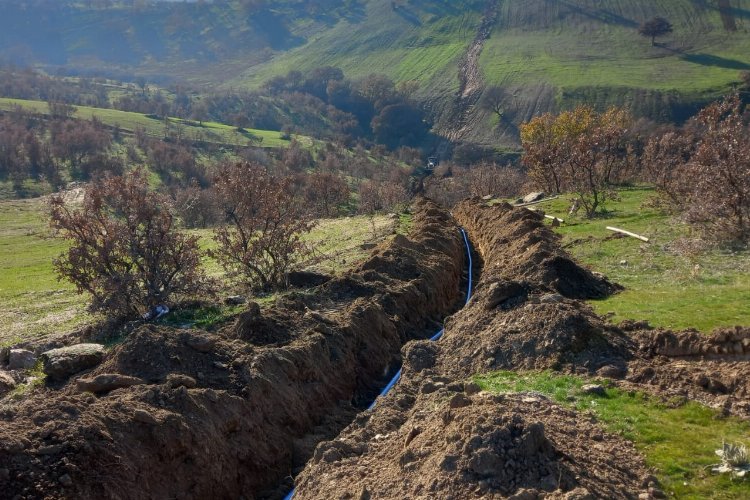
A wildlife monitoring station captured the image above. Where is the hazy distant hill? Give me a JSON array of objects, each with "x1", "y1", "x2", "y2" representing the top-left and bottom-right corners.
[{"x1": 1, "y1": 0, "x2": 748, "y2": 147}]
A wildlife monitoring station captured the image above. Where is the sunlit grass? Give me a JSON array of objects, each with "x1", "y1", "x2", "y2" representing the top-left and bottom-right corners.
[
  {"x1": 475, "y1": 370, "x2": 750, "y2": 499},
  {"x1": 517, "y1": 187, "x2": 750, "y2": 331},
  {"x1": 0, "y1": 97, "x2": 304, "y2": 148},
  {"x1": 0, "y1": 195, "x2": 398, "y2": 345}
]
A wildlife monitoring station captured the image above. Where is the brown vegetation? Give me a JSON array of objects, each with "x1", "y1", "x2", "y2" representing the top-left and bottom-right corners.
[
  {"x1": 48, "y1": 169, "x2": 210, "y2": 318},
  {"x1": 644, "y1": 93, "x2": 750, "y2": 244},
  {"x1": 211, "y1": 162, "x2": 315, "y2": 291},
  {"x1": 521, "y1": 106, "x2": 635, "y2": 217}
]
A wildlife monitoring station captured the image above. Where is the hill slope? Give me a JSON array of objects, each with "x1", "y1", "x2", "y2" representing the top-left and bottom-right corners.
[{"x1": 1, "y1": 0, "x2": 748, "y2": 147}]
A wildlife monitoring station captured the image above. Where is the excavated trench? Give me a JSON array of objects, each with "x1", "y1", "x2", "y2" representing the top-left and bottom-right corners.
[
  {"x1": 0, "y1": 198, "x2": 471, "y2": 500},
  {"x1": 5, "y1": 198, "x2": 750, "y2": 500},
  {"x1": 289, "y1": 199, "x2": 750, "y2": 499}
]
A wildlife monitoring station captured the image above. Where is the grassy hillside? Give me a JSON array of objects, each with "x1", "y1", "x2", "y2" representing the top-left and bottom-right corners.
[
  {"x1": 0, "y1": 97, "x2": 301, "y2": 148},
  {"x1": 483, "y1": 0, "x2": 750, "y2": 92},
  {"x1": 232, "y1": 0, "x2": 750, "y2": 145},
  {"x1": 1, "y1": 0, "x2": 748, "y2": 146},
  {"x1": 0, "y1": 195, "x2": 398, "y2": 346},
  {"x1": 229, "y1": 1, "x2": 486, "y2": 99},
  {"x1": 523, "y1": 187, "x2": 750, "y2": 332}
]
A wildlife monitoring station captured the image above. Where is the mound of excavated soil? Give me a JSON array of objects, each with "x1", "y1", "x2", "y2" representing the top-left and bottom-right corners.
[
  {"x1": 291, "y1": 199, "x2": 750, "y2": 499},
  {"x1": 294, "y1": 391, "x2": 650, "y2": 500},
  {"x1": 447, "y1": 200, "x2": 750, "y2": 417},
  {"x1": 452, "y1": 199, "x2": 620, "y2": 300},
  {"x1": 3, "y1": 197, "x2": 749, "y2": 500},
  {"x1": 0, "y1": 198, "x2": 468, "y2": 500}
]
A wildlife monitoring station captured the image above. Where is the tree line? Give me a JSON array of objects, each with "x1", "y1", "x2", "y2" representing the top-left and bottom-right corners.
[
  {"x1": 520, "y1": 92, "x2": 750, "y2": 246},
  {"x1": 0, "y1": 64, "x2": 431, "y2": 151}
]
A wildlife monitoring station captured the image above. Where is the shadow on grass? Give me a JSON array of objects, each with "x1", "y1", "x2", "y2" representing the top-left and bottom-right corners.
[
  {"x1": 393, "y1": 6, "x2": 423, "y2": 26},
  {"x1": 680, "y1": 53, "x2": 750, "y2": 70},
  {"x1": 558, "y1": 0, "x2": 638, "y2": 28}
]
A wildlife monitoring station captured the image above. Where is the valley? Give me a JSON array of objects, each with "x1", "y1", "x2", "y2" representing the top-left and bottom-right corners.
[{"x1": 0, "y1": 1, "x2": 749, "y2": 499}]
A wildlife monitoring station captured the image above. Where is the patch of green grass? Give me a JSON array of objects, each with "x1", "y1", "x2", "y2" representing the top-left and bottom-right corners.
[
  {"x1": 396, "y1": 212, "x2": 414, "y2": 235},
  {"x1": 520, "y1": 187, "x2": 750, "y2": 332},
  {"x1": 295, "y1": 214, "x2": 398, "y2": 276},
  {"x1": 0, "y1": 198, "x2": 92, "y2": 346},
  {"x1": 0, "y1": 97, "x2": 304, "y2": 149},
  {"x1": 475, "y1": 370, "x2": 750, "y2": 499},
  {"x1": 159, "y1": 304, "x2": 243, "y2": 331},
  {"x1": 0, "y1": 196, "x2": 398, "y2": 345}
]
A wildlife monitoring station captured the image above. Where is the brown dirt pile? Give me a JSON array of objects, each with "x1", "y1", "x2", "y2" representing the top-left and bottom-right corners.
[
  {"x1": 293, "y1": 391, "x2": 650, "y2": 499},
  {"x1": 452, "y1": 199, "x2": 620, "y2": 299},
  {"x1": 624, "y1": 326, "x2": 750, "y2": 416},
  {"x1": 293, "y1": 199, "x2": 750, "y2": 499},
  {"x1": 291, "y1": 200, "x2": 651, "y2": 498},
  {"x1": 448, "y1": 200, "x2": 750, "y2": 418},
  {"x1": 0, "y1": 198, "x2": 467, "y2": 500}
]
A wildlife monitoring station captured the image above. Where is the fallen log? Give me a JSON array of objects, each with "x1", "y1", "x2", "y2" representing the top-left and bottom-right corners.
[{"x1": 606, "y1": 226, "x2": 649, "y2": 242}]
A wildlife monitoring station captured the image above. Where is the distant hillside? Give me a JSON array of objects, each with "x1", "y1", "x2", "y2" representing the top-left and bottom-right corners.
[{"x1": 1, "y1": 0, "x2": 748, "y2": 148}]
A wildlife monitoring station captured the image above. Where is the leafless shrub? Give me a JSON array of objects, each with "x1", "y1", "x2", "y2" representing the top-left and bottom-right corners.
[
  {"x1": 49, "y1": 169, "x2": 211, "y2": 318},
  {"x1": 211, "y1": 162, "x2": 315, "y2": 291},
  {"x1": 643, "y1": 93, "x2": 750, "y2": 245}
]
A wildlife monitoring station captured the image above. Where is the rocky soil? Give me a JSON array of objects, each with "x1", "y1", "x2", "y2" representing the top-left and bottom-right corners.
[
  {"x1": 2, "y1": 197, "x2": 749, "y2": 499},
  {"x1": 0, "y1": 198, "x2": 467, "y2": 500}
]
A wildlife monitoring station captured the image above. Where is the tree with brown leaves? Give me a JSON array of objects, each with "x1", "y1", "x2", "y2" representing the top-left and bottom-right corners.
[
  {"x1": 689, "y1": 96, "x2": 750, "y2": 242},
  {"x1": 304, "y1": 171, "x2": 351, "y2": 217},
  {"x1": 521, "y1": 106, "x2": 635, "y2": 217},
  {"x1": 648, "y1": 94, "x2": 750, "y2": 244},
  {"x1": 211, "y1": 162, "x2": 314, "y2": 291},
  {"x1": 49, "y1": 169, "x2": 210, "y2": 318}
]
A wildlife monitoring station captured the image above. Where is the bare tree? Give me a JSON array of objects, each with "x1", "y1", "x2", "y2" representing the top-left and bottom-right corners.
[
  {"x1": 480, "y1": 86, "x2": 509, "y2": 120},
  {"x1": 644, "y1": 93, "x2": 750, "y2": 244},
  {"x1": 211, "y1": 163, "x2": 315, "y2": 290},
  {"x1": 304, "y1": 171, "x2": 351, "y2": 217},
  {"x1": 49, "y1": 169, "x2": 210, "y2": 318}
]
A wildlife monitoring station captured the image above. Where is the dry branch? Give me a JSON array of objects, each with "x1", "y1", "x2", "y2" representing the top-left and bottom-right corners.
[{"x1": 606, "y1": 226, "x2": 650, "y2": 242}]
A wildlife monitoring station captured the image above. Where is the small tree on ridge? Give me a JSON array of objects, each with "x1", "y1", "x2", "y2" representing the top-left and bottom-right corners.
[
  {"x1": 211, "y1": 162, "x2": 314, "y2": 291},
  {"x1": 639, "y1": 16, "x2": 673, "y2": 46}
]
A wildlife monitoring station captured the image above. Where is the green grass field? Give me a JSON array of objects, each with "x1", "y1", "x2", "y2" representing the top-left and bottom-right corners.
[
  {"x1": 0, "y1": 198, "x2": 87, "y2": 347},
  {"x1": 522, "y1": 187, "x2": 750, "y2": 332},
  {"x1": 229, "y1": 1, "x2": 485, "y2": 98},
  {"x1": 0, "y1": 196, "x2": 397, "y2": 346},
  {"x1": 0, "y1": 97, "x2": 300, "y2": 149},
  {"x1": 233, "y1": 0, "x2": 749, "y2": 101},
  {"x1": 475, "y1": 370, "x2": 750, "y2": 499},
  {"x1": 482, "y1": 0, "x2": 750, "y2": 93}
]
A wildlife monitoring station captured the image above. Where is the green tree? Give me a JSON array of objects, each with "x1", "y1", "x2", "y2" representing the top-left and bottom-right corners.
[{"x1": 638, "y1": 17, "x2": 673, "y2": 46}]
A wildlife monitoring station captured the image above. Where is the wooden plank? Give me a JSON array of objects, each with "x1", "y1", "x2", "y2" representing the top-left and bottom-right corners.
[{"x1": 606, "y1": 226, "x2": 650, "y2": 242}]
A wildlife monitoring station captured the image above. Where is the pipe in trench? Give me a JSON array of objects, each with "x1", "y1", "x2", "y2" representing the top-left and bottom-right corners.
[{"x1": 283, "y1": 227, "x2": 474, "y2": 500}]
